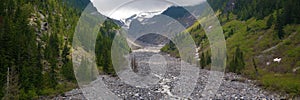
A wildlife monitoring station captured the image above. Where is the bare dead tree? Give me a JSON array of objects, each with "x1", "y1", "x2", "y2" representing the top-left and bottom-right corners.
[
  {"x1": 6, "y1": 67, "x2": 9, "y2": 95},
  {"x1": 3, "y1": 66, "x2": 20, "y2": 99},
  {"x1": 131, "y1": 55, "x2": 138, "y2": 73}
]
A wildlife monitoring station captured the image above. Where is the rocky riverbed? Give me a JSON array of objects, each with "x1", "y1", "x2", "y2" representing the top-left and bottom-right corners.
[{"x1": 53, "y1": 45, "x2": 287, "y2": 100}]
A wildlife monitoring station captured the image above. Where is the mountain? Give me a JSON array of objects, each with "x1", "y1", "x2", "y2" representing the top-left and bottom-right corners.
[
  {"x1": 161, "y1": 0, "x2": 300, "y2": 97},
  {"x1": 1, "y1": 0, "x2": 299, "y2": 99},
  {"x1": 161, "y1": 6, "x2": 196, "y2": 27},
  {"x1": 119, "y1": 10, "x2": 166, "y2": 29},
  {"x1": 118, "y1": 3, "x2": 207, "y2": 47},
  {"x1": 0, "y1": 0, "x2": 121, "y2": 99},
  {"x1": 120, "y1": 4, "x2": 204, "y2": 29}
]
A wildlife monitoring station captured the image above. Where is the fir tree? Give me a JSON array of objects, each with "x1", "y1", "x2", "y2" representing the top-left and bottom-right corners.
[
  {"x1": 229, "y1": 46, "x2": 245, "y2": 74},
  {"x1": 275, "y1": 10, "x2": 285, "y2": 39},
  {"x1": 267, "y1": 15, "x2": 274, "y2": 28},
  {"x1": 200, "y1": 52, "x2": 206, "y2": 69}
]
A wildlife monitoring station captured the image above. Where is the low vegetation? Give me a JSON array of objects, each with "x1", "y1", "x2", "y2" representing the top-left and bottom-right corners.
[{"x1": 162, "y1": 0, "x2": 300, "y2": 97}]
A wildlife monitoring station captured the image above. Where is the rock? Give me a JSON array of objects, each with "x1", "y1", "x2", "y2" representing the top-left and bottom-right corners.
[
  {"x1": 55, "y1": 50, "x2": 286, "y2": 99},
  {"x1": 41, "y1": 22, "x2": 48, "y2": 31},
  {"x1": 38, "y1": 12, "x2": 45, "y2": 20}
]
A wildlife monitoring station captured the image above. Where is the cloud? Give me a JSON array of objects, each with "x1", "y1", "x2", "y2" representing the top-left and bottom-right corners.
[{"x1": 91, "y1": 0, "x2": 205, "y2": 20}]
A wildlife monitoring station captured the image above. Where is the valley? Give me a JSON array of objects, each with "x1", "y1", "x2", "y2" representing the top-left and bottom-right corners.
[
  {"x1": 56, "y1": 42, "x2": 286, "y2": 99},
  {"x1": 0, "y1": 0, "x2": 299, "y2": 99}
]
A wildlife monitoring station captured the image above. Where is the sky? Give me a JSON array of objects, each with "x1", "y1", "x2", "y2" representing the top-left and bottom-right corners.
[{"x1": 91, "y1": 0, "x2": 205, "y2": 20}]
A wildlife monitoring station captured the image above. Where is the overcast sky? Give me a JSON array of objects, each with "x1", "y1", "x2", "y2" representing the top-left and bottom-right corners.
[{"x1": 91, "y1": 0, "x2": 205, "y2": 20}]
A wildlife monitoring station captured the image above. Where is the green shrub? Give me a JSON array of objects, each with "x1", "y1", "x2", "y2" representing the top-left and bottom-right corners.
[{"x1": 260, "y1": 73, "x2": 300, "y2": 96}]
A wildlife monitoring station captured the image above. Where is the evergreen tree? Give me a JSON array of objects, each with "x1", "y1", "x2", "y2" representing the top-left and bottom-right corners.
[
  {"x1": 61, "y1": 42, "x2": 75, "y2": 81},
  {"x1": 77, "y1": 57, "x2": 97, "y2": 83},
  {"x1": 267, "y1": 15, "x2": 274, "y2": 28},
  {"x1": 62, "y1": 61, "x2": 75, "y2": 81},
  {"x1": 62, "y1": 42, "x2": 70, "y2": 64},
  {"x1": 275, "y1": 11, "x2": 285, "y2": 39},
  {"x1": 252, "y1": 58, "x2": 259, "y2": 76},
  {"x1": 228, "y1": 29, "x2": 234, "y2": 37},
  {"x1": 229, "y1": 46, "x2": 245, "y2": 74},
  {"x1": 205, "y1": 51, "x2": 211, "y2": 65},
  {"x1": 200, "y1": 52, "x2": 205, "y2": 69}
]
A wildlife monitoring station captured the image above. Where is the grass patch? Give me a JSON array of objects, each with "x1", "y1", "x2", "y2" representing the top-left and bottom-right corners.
[
  {"x1": 40, "y1": 82, "x2": 77, "y2": 97},
  {"x1": 259, "y1": 72, "x2": 300, "y2": 96}
]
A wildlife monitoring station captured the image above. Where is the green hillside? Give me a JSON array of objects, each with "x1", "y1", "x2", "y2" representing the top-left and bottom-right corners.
[
  {"x1": 0, "y1": 0, "x2": 121, "y2": 99},
  {"x1": 162, "y1": 0, "x2": 300, "y2": 96}
]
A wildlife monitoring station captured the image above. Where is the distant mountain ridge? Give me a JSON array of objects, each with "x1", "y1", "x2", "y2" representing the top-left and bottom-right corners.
[
  {"x1": 117, "y1": 3, "x2": 206, "y2": 29},
  {"x1": 161, "y1": 5, "x2": 197, "y2": 28}
]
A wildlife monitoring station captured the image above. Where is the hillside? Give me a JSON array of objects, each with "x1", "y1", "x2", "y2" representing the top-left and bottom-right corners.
[
  {"x1": 0, "y1": 0, "x2": 120, "y2": 99},
  {"x1": 161, "y1": 0, "x2": 300, "y2": 97}
]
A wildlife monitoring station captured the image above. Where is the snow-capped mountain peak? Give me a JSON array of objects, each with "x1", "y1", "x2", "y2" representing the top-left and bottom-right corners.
[{"x1": 120, "y1": 10, "x2": 166, "y2": 29}]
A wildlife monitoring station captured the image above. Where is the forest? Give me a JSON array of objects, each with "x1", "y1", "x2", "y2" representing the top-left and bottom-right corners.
[{"x1": 0, "y1": 0, "x2": 118, "y2": 99}]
